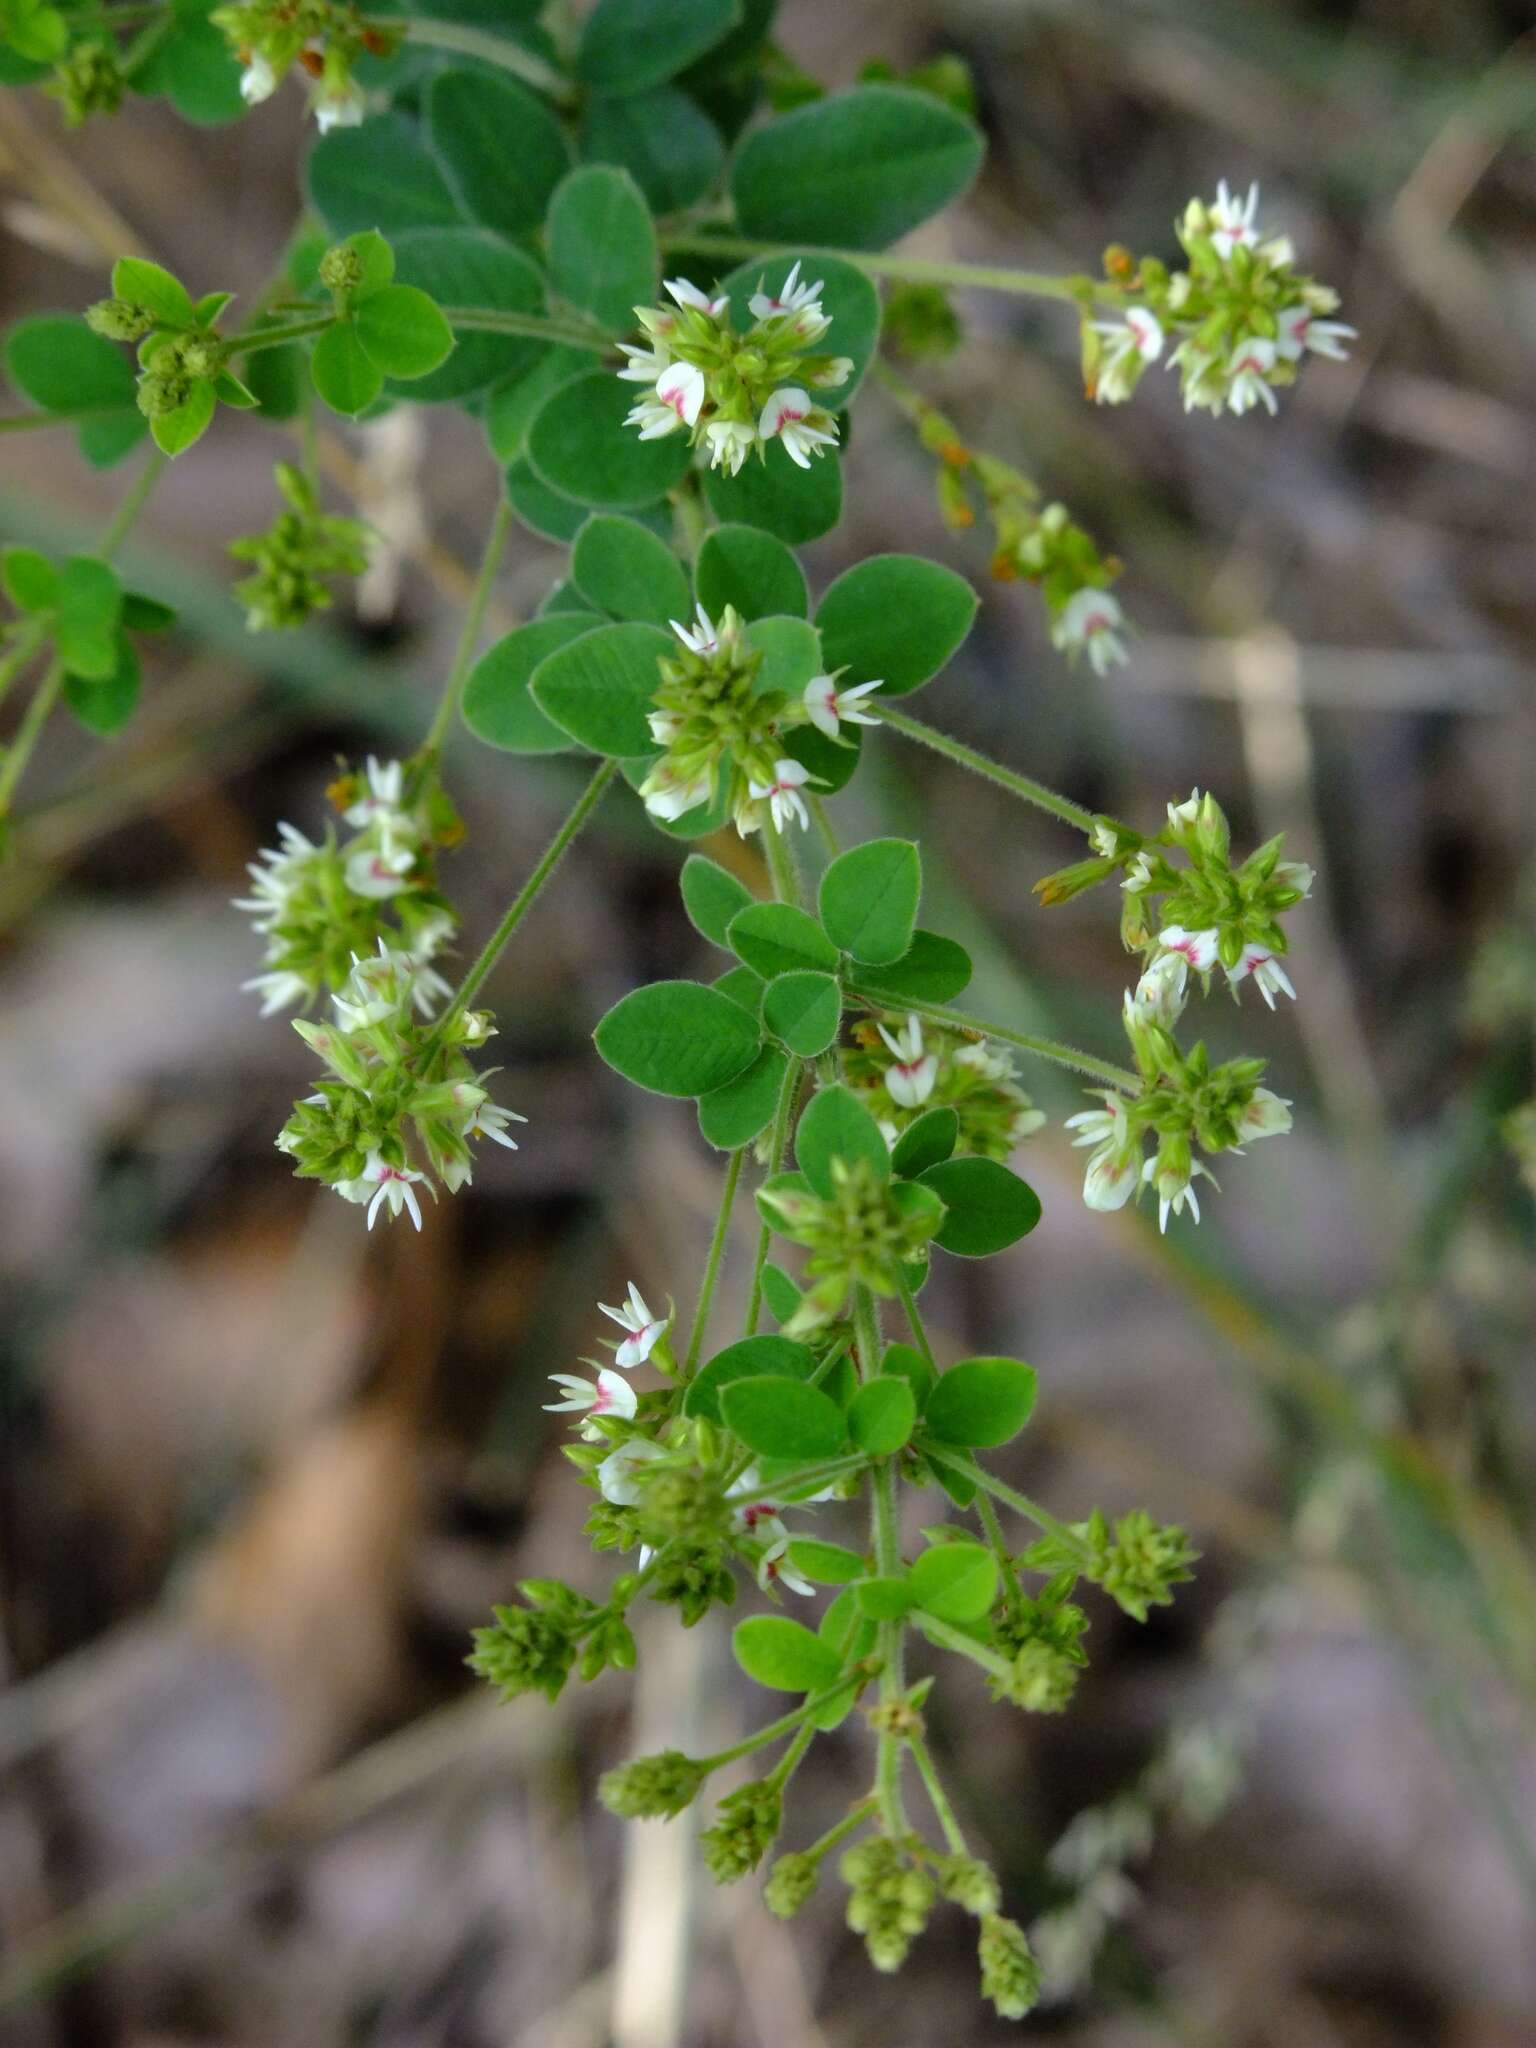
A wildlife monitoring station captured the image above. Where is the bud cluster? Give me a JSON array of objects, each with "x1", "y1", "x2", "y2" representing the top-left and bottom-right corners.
[
  {"x1": 276, "y1": 941, "x2": 523, "y2": 1228},
  {"x1": 842, "y1": 1012, "x2": 1045, "y2": 1160},
  {"x1": 841, "y1": 1836, "x2": 937, "y2": 1972},
  {"x1": 620, "y1": 268, "x2": 851, "y2": 476},
  {"x1": 759, "y1": 1157, "x2": 945, "y2": 1334},
  {"x1": 235, "y1": 755, "x2": 459, "y2": 1015},
  {"x1": 46, "y1": 36, "x2": 121, "y2": 124},
  {"x1": 228, "y1": 462, "x2": 371, "y2": 631},
  {"x1": 1083, "y1": 180, "x2": 1355, "y2": 418},
  {"x1": 701, "y1": 1779, "x2": 784, "y2": 1883},
  {"x1": 990, "y1": 1594, "x2": 1091, "y2": 1713},
  {"x1": 468, "y1": 1580, "x2": 597, "y2": 1704},
  {"x1": 1027, "y1": 1510, "x2": 1198, "y2": 1623},
  {"x1": 598, "y1": 1749, "x2": 706, "y2": 1820},
  {"x1": 212, "y1": 0, "x2": 397, "y2": 131}
]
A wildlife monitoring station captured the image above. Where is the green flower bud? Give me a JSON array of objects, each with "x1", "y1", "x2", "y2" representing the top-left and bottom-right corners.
[
  {"x1": 701, "y1": 1780, "x2": 782, "y2": 1884},
  {"x1": 635, "y1": 1466, "x2": 728, "y2": 1549},
  {"x1": 468, "y1": 1596, "x2": 579, "y2": 1703},
  {"x1": 85, "y1": 296, "x2": 152, "y2": 342},
  {"x1": 1083, "y1": 1508, "x2": 1198, "y2": 1623},
  {"x1": 978, "y1": 1914, "x2": 1041, "y2": 2020},
  {"x1": 598, "y1": 1750, "x2": 705, "y2": 1820},
  {"x1": 136, "y1": 371, "x2": 190, "y2": 419},
  {"x1": 320, "y1": 243, "x2": 365, "y2": 293},
  {"x1": 935, "y1": 1854, "x2": 1000, "y2": 1916},
  {"x1": 763, "y1": 1851, "x2": 820, "y2": 1919},
  {"x1": 841, "y1": 1837, "x2": 936, "y2": 1973}
]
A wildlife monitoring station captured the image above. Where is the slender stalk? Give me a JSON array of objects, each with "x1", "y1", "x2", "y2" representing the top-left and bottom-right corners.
[
  {"x1": 0, "y1": 617, "x2": 52, "y2": 716},
  {"x1": 893, "y1": 1264, "x2": 938, "y2": 1378},
  {"x1": 855, "y1": 1284, "x2": 908, "y2": 1835},
  {"x1": 698, "y1": 1668, "x2": 858, "y2": 1772},
  {"x1": 871, "y1": 701, "x2": 1098, "y2": 836},
  {"x1": 766, "y1": 1717, "x2": 818, "y2": 1792},
  {"x1": 440, "y1": 306, "x2": 611, "y2": 351},
  {"x1": 683, "y1": 1147, "x2": 745, "y2": 1377},
  {"x1": 390, "y1": 15, "x2": 574, "y2": 101},
  {"x1": 914, "y1": 1610, "x2": 1018, "y2": 1686},
  {"x1": 421, "y1": 496, "x2": 512, "y2": 756},
  {"x1": 99, "y1": 448, "x2": 167, "y2": 561},
  {"x1": 805, "y1": 1796, "x2": 879, "y2": 1864},
  {"x1": 663, "y1": 234, "x2": 1090, "y2": 306},
  {"x1": 0, "y1": 407, "x2": 145, "y2": 436},
  {"x1": 908, "y1": 1733, "x2": 968, "y2": 1856},
  {"x1": 420, "y1": 761, "x2": 616, "y2": 1062},
  {"x1": 0, "y1": 663, "x2": 64, "y2": 817},
  {"x1": 763, "y1": 813, "x2": 801, "y2": 906},
  {"x1": 744, "y1": 1052, "x2": 801, "y2": 1335},
  {"x1": 858, "y1": 993, "x2": 1139, "y2": 1092},
  {"x1": 231, "y1": 316, "x2": 337, "y2": 354},
  {"x1": 726, "y1": 1453, "x2": 869, "y2": 1507},
  {"x1": 808, "y1": 793, "x2": 841, "y2": 858},
  {"x1": 923, "y1": 1445, "x2": 1086, "y2": 1555}
]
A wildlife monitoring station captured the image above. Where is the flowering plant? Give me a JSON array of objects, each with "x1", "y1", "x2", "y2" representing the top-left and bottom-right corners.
[{"x1": 0, "y1": 0, "x2": 1354, "y2": 2019}]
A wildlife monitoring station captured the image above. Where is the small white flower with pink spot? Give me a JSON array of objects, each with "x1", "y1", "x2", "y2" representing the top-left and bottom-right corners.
[
  {"x1": 1090, "y1": 308, "x2": 1164, "y2": 404},
  {"x1": 758, "y1": 387, "x2": 838, "y2": 468},
  {"x1": 744, "y1": 758, "x2": 813, "y2": 835},
  {"x1": 878, "y1": 1016, "x2": 939, "y2": 1110},
  {"x1": 1052, "y1": 587, "x2": 1128, "y2": 676},
  {"x1": 663, "y1": 276, "x2": 730, "y2": 318},
  {"x1": 758, "y1": 1537, "x2": 816, "y2": 1598},
  {"x1": 1276, "y1": 304, "x2": 1356, "y2": 363},
  {"x1": 1227, "y1": 943, "x2": 1297, "y2": 1009},
  {"x1": 597, "y1": 1436, "x2": 667, "y2": 1506},
  {"x1": 544, "y1": 1368, "x2": 639, "y2": 1440},
  {"x1": 802, "y1": 672, "x2": 883, "y2": 740},
  {"x1": 1207, "y1": 180, "x2": 1262, "y2": 261},
  {"x1": 599, "y1": 1282, "x2": 671, "y2": 1369},
  {"x1": 334, "y1": 1152, "x2": 427, "y2": 1231},
  {"x1": 1226, "y1": 336, "x2": 1279, "y2": 417},
  {"x1": 1157, "y1": 925, "x2": 1221, "y2": 974}
]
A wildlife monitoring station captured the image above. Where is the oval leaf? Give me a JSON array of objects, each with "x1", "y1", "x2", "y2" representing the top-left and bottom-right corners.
[
  {"x1": 784, "y1": 1538, "x2": 868, "y2": 1586},
  {"x1": 530, "y1": 618, "x2": 671, "y2": 756},
  {"x1": 818, "y1": 838, "x2": 920, "y2": 965},
  {"x1": 353, "y1": 284, "x2": 455, "y2": 379},
  {"x1": 682, "y1": 1333, "x2": 816, "y2": 1422},
  {"x1": 594, "y1": 978, "x2": 761, "y2": 1097},
  {"x1": 528, "y1": 368, "x2": 694, "y2": 510},
  {"x1": 570, "y1": 513, "x2": 690, "y2": 625},
  {"x1": 581, "y1": 87, "x2": 725, "y2": 214},
  {"x1": 5, "y1": 317, "x2": 136, "y2": 414},
  {"x1": 918, "y1": 1157, "x2": 1042, "y2": 1257},
  {"x1": 703, "y1": 435, "x2": 841, "y2": 543},
  {"x1": 694, "y1": 523, "x2": 807, "y2": 623},
  {"x1": 681, "y1": 852, "x2": 755, "y2": 946},
  {"x1": 388, "y1": 229, "x2": 547, "y2": 403},
  {"x1": 891, "y1": 1107, "x2": 959, "y2": 1179},
  {"x1": 922, "y1": 1356, "x2": 1038, "y2": 1450},
  {"x1": 732, "y1": 1613, "x2": 842, "y2": 1693},
  {"x1": 816, "y1": 553, "x2": 977, "y2": 699},
  {"x1": 311, "y1": 321, "x2": 385, "y2": 417},
  {"x1": 762, "y1": 970, "x2": 841, "y2": 1058},
  {"x1": 720, "y1": 1375, "x2": 849, "y2": 1462},
  {"x1": 547, "y1": 164, "x2": 658, "y2": 333},
  {"x1": 579, "y1": 0, "x2": 741, "y2": 95},
  {"x1": 697, "y1": 1042, "x2": 788, "y2": 1150},
  {"x1": 426, "y1": 68, "x2": 573, "y2": 238},
  {"x1": 847, "y1": 929, "x2": 973, "y2": 1004},
  {"x1": 307, "y1": 112, "x2": 463, "y2": 238},
  {"x1": 726, "y1": 902, "x2": 838, "y2": 980},
  {"x1": 462, "y1": 613, "x2": 604, "y2": 753},
  {"x1": 909, "y1": 1541, "x2": 998, "y2": 1623},
  {"x1": 795, "y1": 1083, "x2": 889, "y2": 1200},
  {"x1": 846, "y1": 1377, "x2": 916, "y2": 1456}
]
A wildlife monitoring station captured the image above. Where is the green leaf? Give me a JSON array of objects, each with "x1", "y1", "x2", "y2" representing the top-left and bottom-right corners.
[
  {"x1": 307, "y1": 112, "x2": 463, "y2": 238},
  {"x1": 194, "y1": 289, "x2": 235, "y2": 327},
  {"x1": 570, "y1": 513, "x2": 689, "y2": 625},
  {"x1": 702, "y1": 435, "x2": 841, "y2": 543},
  {"x1": 727, "y1": 902, "x2": 838, "y2": 980},
  {"x1": 77, "y1": 415, "x2": 149, "y2": 469},
  {"x1": 909, "y1": 1541, "x2": 998, "y2": 1623},
  {"x1": 760, "y1": 1263, "x2": 804, "y2": 1326},
  {"x1": 462, "y1": 612, "x2": 604, "y2": 753},
  {"x1": 697, "y1": 1042, "x2": 788, "y2": 1149},
  {"x1": 214, "y1": 371, "x2": 258, "y2": 409},
  {"x1": 879, "y1": 1340, "x2": 936, "y2": 1413},
  {"x1": 922, "y1": 1356, "x2": 1038, "y2": 1449},
  {"x1": 578, "y1": 0, "x2": 741, "y2": 96},
  {"x1": 353, "y1": 285, "x2": 455, "y2": 379},
  {"x1": 582, "y1": 87, "x2": 725, "y2": 214},
  {"x1": 925, "y1": 1447, "x2": 978, "y2": 1509},
  {"x1": 530, "y1": 618, "x2": 670, "y2": 756},
  {"x1": 744, "y1": 613, "x2": 821, "y2": 698},
  {"x1": 680, "y1": 852, "x2": 755, "y2": 945},
  {"x1": 795, "y1": 1083, "x2": 889, "y2": 1199},
  {"x1": 761, "y1": 970, "x2": 841, "y2": 1058},
  {"x1": 731, "y1": 85, "x2": 984, "y2": 251},
  {"x1": 847, "y1": 929, "x2": 972, "y2": 1004},
  {"x1": 594, "y1": 977, "x2": 761, "y2": 1096},
  {"x1": 120, "y1": 592, "x2": 176, "y2": 632},
  {"x1": 2, "y1": 547, "x2": 59, "y2": 614},
  {"x1": 54, "y1": 555, "x2": 122, "y2": 681},
  {"x1": 547, "y1": 164, "x2": 657, "y2": 333},
  {"x1": 527, "y1": 369, "x2": 694, "y2": 510},
  {"x1": 694, "y1": 523, "x2": 807, "y2": 623},
  {"x1": 112, "y1": 258, "x2": 194, "y2": 331},
  {"x1": 682, "y1": 1332, "x2": 816, "y2": 1421},
  {"x1": 891, "y1": 1107, "x2": 959, "y2": 1179},
  {"x1": 732, "y1": 1612, "x2": 842, "y2": 1693},
  {"x1": 133, "y1": 0, "x2": 243, "y2": 125},
  {"x1": 388, "y1": 230, "x2": 546, "y2": 403},
  {"x1": 242, "y1": 342, "x2": 304, "y2": 423},
  {"x1": 713, "y1": 964, "x2": 763, "y2": 1014},
  {"x1": 425, "y1": 68, "x2": 573, "y2": 238},
  {"x1": 818, "y1": 838, "x2": 920, "y2": 965},
  {"x1": 343, "y1": 229, "x2": 395, "y2": 295},
  {"x1": 785, "y1": 1538, "x2": 867, "y2": 1586},
  {"x1": 846, "y1": 1377, "x2": 916, "y2": 1456},
  {"x1": 815, "y1": 553, "x2": 977, "y2": 698},
  {"x1": 484, "y1": 346, "x2": 592, "y2": 462},
  {"x1": 719, "y1": 248, "x2": 880, "y2": 406},
  {"x1": 855, "y1": 1575, "x2": 913, "y2": 1620},
  {"x1": 310, "y1": 322, "x2": 385, "y2": 417},
  {"x1": 720, "y1": 1375, "x2": 848, "y2": 1462},
  {"x1": 781, "y1": 717, "x2": 861, "y2": 797},
  {"x1": 63, "y1": 626, "x2": 139, "y2": 736},
  {"x1": 4, "y1": 316, "x2": 136, "y2": 414},
  {"x1": 505, "y1": 457, "x2": 591, "y2": 542},
  {"x1": 918, "y1": 1158, "x2": 1042, "y2": 1257}
]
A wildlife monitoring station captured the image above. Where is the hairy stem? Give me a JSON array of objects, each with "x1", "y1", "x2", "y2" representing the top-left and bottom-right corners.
[
  {"x1": 683, "y1": 1147, "x2": 746, "y2": 1377},
  {"x1": 908, "y1": 1733, "x2": 969, "y2": 1856},
  {"x1": 872, "y1": 702, "x2": 1098, "y2": 836},
  {"x1": 855, "y1": 1284, "x2": 908, "y2": 1835},
  {"x1": 858, "y1": 992, "x2": 1138, "y2": 1091},
  {"x1": 390, "y1": 15, "x2": 574, "y2": 101},
  {"x1": 663, "y1": 234, "x2": 1090, "y2": 305},
  {"x1": 422, "y1": 496, "x2": 512, "y2": 757},
  {"x1": 923, "y1": 1446, "x2": 1086, "y2": 1556},
  {"x1": 440, "y1": 306, "x2": 611, "y2": 350},
  {"x1": 726, "y1": 1453, "x2": 869, "y2": 1507}
]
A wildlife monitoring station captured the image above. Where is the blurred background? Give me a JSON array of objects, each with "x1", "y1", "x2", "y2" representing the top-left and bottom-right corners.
[{"x1": 3, "y1": 1, "x2": 1536, "y2": 2043}]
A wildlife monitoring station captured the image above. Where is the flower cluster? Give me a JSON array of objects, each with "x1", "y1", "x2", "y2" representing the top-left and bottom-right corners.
[
  {"x1": 1084, "y1": 180, "x2": 1355, "y2": 417},
  {"x1": 621, "y1": 267, "x2": 851, "y2": 476},
  {"x1": 758, "y1": 1158, "x2": 946, "y2": 1335},
  {"x1": 639, "y1": 602, "x2": 879, "y2": 835},
  {"x1": 236, "y1": 755, "x2": 459, "y2": 1015},
  {"x1": 211, "y1": 0, "x2": 397, "y2": 131},
  {"x1": 276, "y1": 941, "x2": 521, "y2": 1227},
  {"x1": 842, "y1": 1013, "x2": 1045, "y2": 1159},
  {"x1": 228, "y1": 462, "x2": 371, "y2": 631}
]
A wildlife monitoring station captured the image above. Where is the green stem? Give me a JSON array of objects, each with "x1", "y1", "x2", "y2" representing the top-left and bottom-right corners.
[
  {"x1": 232, "y1": 316, "x2": 337, "y2": 354},
  {"x1": 440, "y1": 306, "x2": 611, "y2": 350},
  {"x1": 766, "y1": 1717, "x2": 818, "y2": 1793},
  {"x1": 808, "y1": 793, "x2": 841, "y2": 858},
  {"x1": 726, "y1": 1453, "x2": 869, "y2": 1507},
  {"x1": 0, "y1": 617, "x2": 53, "y2": 716},
  {"x1": 0, "y1": 663, "x2": 63, "y2": 818},
  {"x1": 923, "y1": 1445, "x2": 1085, "y2": 1555},
  {"x1": 419, "y1": 760, "x2": 616, "y2": 1063},
  {"x1": 862, "y1": 993, "x2": 1139, "y2": 1092},
  {"x1": 893, "y1": 1264, "x2": 938, "y2": 1378},
  {"x1": 390, "y1": 15, "x2": 574, "y2": 101},
  {"x1": 856, "y1": 1284, "x2": 908, "y2": 1836},
  {"x1": 99, "y1": 449, "x2": 167, "y2": 561},
  {"x1": 663, "y1": 234, "x2": 1089, "y2": 306},
  {"x1": 763, "y1": 814, "x2": 801, "y2": 907},
  {"x1": 0, "y1": 407, "x2": 145, "y2": 436},
  {"x1": 683, "y1": 1147, "x2": 745, "y2": 1377},
  {"x1": 908, "y1": 1733, "x2": 968, "y2": 1856},
  {"x1": 805, "y1": 1796, "x2": 879, "y2": 1864},
  {"x1": 913, "y1": 1610, "x2": 1018, "y2": 1686},
  {"x1": 698, "y1": 1664, "x2": 864, "y2": 1772},
  {"x1": 744, "y1": 1052, "x2": 801, "y2": 1335},
  {"x1": 421, "y1": 496, "x2": 512, "y2": 757},
  {"x1": 872, "y1": 702, "x2": 1098, "y2": 836}
]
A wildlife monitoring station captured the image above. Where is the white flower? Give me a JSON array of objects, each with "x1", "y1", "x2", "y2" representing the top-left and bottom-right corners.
[
  {"x1": 233, "y1": 822, "x2": 321, "y2": 930},
  {"x1": 597, "y1": 1436, "x2": 668, "y2": 1506},
  {"x1": 656, "y1": 360, "x2": 706, "y2": 427},
  {"x1": 344, "y1": 841, "x2": 415, "y2": 899},
  {"x1": 748, "y1": 260, "x2": 823, "y2": 324},
  {"x1": 1145, "y1": 1154, "x2": 1217, "y2": 1234},
  {"x1": 1052, "y1": 587, "x2": 1128, "y2": 676},
  {"x1": 337, "y1": 1152, "x2": 427, "y2": 1231},
  {"x1": 1090, "y1": 309, "x2": 1163, "y2": 404},
  {"x1": 746, "y1": 758, "x2": 812, "y2": 835},
  {"x1": 544, "y1": 1368, "x2": 638, "y2": 1439},
  {"x1": 1239, "y1": 1086, "x2": 1292, "y2": 1141},
  {"x1": 758, "y1": 388, "x2": 838, "y2": 468},
  {"x1": 242, "y1": 968, "x2": 312, "y2": 1017},
  {"x1": 953, "y1": 1041, "x2": 1014, "y2": 1084},
  {"x1": 1166, "y1": 790, "x2": 1202, "y2": 834},
  {"x1": 239, "y1": 53, "x2": 277, "y2": 105},
  {"x1": 462, "y1": 1095, "x2": 526, "y2": 1151},
  {"x1": 1131, "y1": 949, "x2": 1188, "y2": 1028},
  {"x1": 343, "y1": 757, "x2": 407, "y2": 830},
  {"x1": 1276, "y1": 305, "x2": 1356, "y2": 363},
  {"x1": 313, "y1": 83, "x2": 365, "y2": 133},
  {"x1": 1157, "y1": 924, "x2": 1220, "y2": 974},
  {"x1": 1274, "y1": 859, "x2": 1315, "y2": 900},
  {"x1": 809, "y1": 355, "x2": 854, "y2": 389},
  {"x1": 1226, "y1": 337, "x2": 1279, "y2": 417},
  {"x1": 1208, "y1": 179, "x2": 1262, "y2": 261},
  {"x1": 617, "y1": 340, "x2": 670, "y2": 383},
  {"x1": 663, "y1": 276, "x2": 729, "y2": 318},
  {"x1": 1227, "y1": 944, "x2": 1297, "y2": 1009},
  {"x1": 757, "y1": 1537, "x2": 816, "y2": 1597},
  {"x1": 703, "y1": 417, "x2": 756, "y2": 475},
  {"x1": 1066, "y1": 1092, "x2": 1142, "y2": 1213},
  {"x1": 625, "y1": 394, "x2": 685, "y2": 440},
  {"x1": 640, "y1": 762, "x2": 714, "y2": 822},
  {"x1": 670, "y1": 602, "x2": 719, "y2": 655},
  {"x1": 878, "y1": 1016, "x2": 939, "y2": 1109},
  {"x1": 1122, "y1": 850, "x2": 1158, "y2": 894},
  {"x1": 599, "y1": 1282, "x2": 670, "y2": 1369},
  {"x1": 802, "y1": 672, "x2": 882, "y2": 740}
]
